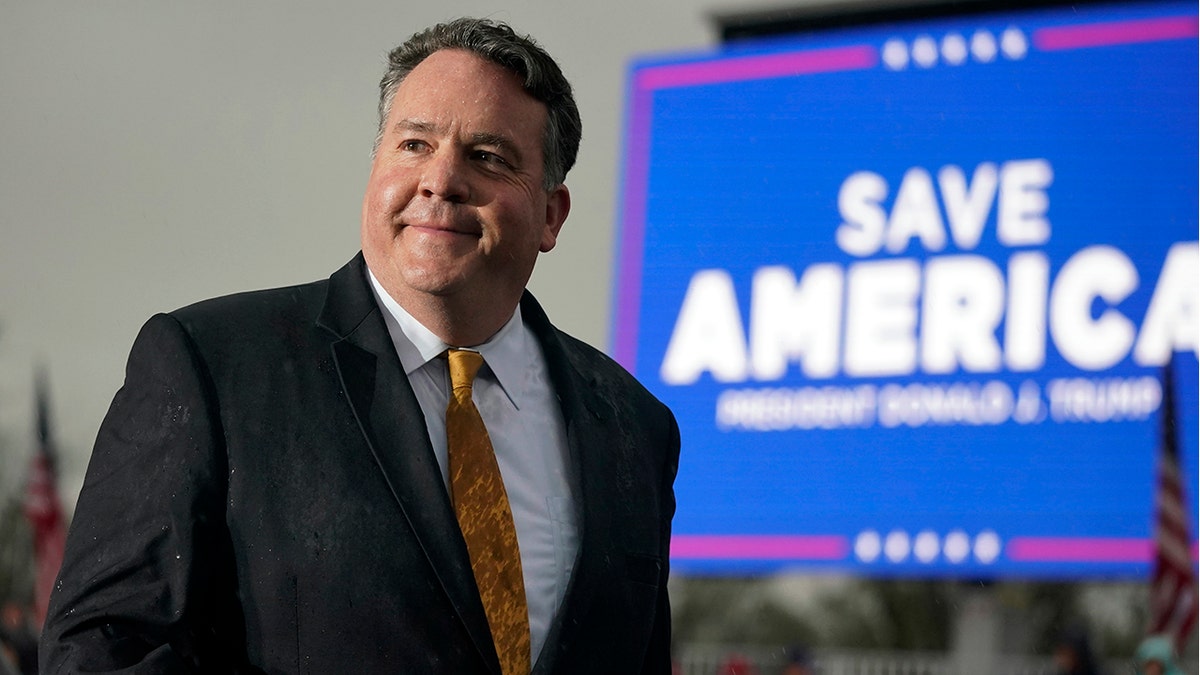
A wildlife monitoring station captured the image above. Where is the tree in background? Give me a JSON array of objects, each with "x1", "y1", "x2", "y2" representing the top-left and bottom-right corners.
[{"x1": 0, "y1": 496, "x2": 33, "y2": 612}]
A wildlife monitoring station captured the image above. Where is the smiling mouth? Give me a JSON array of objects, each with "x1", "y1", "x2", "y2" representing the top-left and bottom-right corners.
[{"x1": 404, "y1": 222, "x2": 480, "y2": 238}]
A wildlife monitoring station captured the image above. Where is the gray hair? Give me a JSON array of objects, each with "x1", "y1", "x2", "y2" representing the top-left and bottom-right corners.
[{"x1": 375, "y1": 18, "x2": 582, "y2": 190}]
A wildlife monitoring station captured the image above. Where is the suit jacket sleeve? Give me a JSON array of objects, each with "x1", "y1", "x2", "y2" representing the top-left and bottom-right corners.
[
  {"x1": 40, "y1": 313, "x2": 242, "y2": 674},
  {"x1": 643, "y1": 412, "x2": 680, "y2": 675}
]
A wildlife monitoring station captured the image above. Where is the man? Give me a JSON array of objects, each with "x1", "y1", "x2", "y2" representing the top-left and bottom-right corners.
[{"x1": 41, "y1": 18, "x2": 679, "y2": 675}]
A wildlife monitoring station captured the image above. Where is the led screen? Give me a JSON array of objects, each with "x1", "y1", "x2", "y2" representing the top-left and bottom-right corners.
[{"x1": 614, "y1": 0, "x2": 1198, "y2": 577}]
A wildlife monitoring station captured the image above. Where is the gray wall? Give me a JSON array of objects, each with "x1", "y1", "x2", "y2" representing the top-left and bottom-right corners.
[{"x1": 0, "y1": 2, "x2": 798, "y2": 507}]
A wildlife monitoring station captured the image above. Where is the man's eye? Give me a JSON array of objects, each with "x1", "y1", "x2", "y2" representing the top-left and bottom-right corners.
[
  {"x1": 401, "y1": 140, "x2": 428, "y2": 152},
  {"x1": 471, "y1": 150, "x2": 510, "y2": 167}
]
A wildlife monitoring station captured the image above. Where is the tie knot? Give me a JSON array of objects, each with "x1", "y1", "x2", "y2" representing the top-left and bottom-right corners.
[{"x1": 447, "y1": 349, "x2": 484, "y2": 392}]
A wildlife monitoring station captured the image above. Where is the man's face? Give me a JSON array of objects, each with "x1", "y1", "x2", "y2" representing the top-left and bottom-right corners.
[{"x1": 361, "y1": 48, "x2": 569, "y2": 319}]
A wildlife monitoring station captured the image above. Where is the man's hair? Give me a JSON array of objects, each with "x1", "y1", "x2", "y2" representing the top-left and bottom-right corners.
[{"x1": 375, "y1": 18, "x2": 582, "y2": 189}]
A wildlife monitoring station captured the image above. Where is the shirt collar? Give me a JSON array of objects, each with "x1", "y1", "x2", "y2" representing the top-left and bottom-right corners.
[{"x1": 367, "y1": 268, "x2": 528, "y2": 409}]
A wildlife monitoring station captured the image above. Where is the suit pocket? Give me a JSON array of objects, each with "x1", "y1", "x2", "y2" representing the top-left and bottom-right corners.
[{"x1": 625, "y1": 552, "x2": 661, "y2": 587}]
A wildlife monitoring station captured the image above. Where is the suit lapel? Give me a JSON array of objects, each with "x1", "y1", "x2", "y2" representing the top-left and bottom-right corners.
[
  {"x1": 520, "y1": 294, "x2": 616, "y2": 675},
  {"x1": 317, "y1": 254, "x2": 500, "y2": 674}
]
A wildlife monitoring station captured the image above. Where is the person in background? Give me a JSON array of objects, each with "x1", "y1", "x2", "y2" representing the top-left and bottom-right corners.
[
  {"x1": 1133, "y1": 635, "x2": 1184, "y2": 675},
  {"x1": 716, "y1": 653, "x2": 758, "y2": 675},
  {"x1": 1052, "y1": 625, "x2": 1106, "y2": 675},
  {"x1": 0, "y1": 604, "x2": 36, "y2": 675},
  {"x1": 780, "y1": 645, "x2": 815, "y2": 675}
]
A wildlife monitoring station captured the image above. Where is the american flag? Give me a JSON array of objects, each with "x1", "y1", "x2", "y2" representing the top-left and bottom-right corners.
[
  {"x1": 23, "y1": 370, "x2": 67, "y2": 629},
  {"x1": 1147, "y1": 358, "x2": 1197, "y2": 653}
]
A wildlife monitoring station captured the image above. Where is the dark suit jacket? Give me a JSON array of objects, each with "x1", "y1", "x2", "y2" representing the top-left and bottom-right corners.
[{"x1": 41, "y1": 254, "x2": 679, "y2": 674}]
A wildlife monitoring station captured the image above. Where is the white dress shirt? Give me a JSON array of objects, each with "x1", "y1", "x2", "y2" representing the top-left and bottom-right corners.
[{"x1": 367, "y1": 270, "x2": 580, "y2": 664}]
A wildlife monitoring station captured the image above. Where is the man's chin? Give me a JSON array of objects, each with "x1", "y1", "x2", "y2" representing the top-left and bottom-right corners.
[{"x1": 397, "y1": 266, "x2": 474, "y2": 299}]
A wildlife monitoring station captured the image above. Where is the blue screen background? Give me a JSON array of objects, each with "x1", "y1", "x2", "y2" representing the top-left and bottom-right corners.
[{"x1": 618, "y1": 0, "x2": 1199, "y2": 577}]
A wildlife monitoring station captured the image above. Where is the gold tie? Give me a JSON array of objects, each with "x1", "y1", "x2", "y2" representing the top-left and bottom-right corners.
[{"x1": 446, "y1": 349, "x2": 530, "y2": 675}]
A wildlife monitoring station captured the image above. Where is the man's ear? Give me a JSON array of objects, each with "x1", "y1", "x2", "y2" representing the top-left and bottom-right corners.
[{"x1": 540, "y1": 184, "x2": 570, "y2": 253}]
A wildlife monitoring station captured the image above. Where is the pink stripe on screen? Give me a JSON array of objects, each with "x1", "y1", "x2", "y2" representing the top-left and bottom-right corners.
[
  {"x1": 1033, "y1": 15, "x2": 1197, "y2": 51},
  {"x1": 671, "y1": 535, "x2": 849, "y2": 560},
  {"x1": 1006, "y1": 537, "x2": 1152, "y2": 563},
  {"x1": 636, "y1": 44, "x2": 878, "y2": 91}
]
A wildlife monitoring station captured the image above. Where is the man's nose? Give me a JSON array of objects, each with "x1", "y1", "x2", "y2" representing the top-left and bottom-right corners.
[{"x1": 419, "y1": 150, "x2": 470, "y2": 203}]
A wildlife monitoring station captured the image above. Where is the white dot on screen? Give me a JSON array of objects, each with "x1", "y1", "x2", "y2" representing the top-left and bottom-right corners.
[
  {"x1": 914, "y1": 530, "x2": 940, "y2": 562},
  {"x1": 941, "y1": 33, "x2": 968, "y2": 65},
  {"x1": 884, "y1": 530, "x2": 911, "y2": 562},
  {"x1": 974, "y1": 530, "x2": 1002, "y2": 563},
  {"x1": 855, "y1": 530, "x2": 882, "y2": 562},
  {"x1": 1000, "y1": 27, "x2": 1028, "y2": 59},
  {"x1": 912, "y1": 36, "x2": 939, "y2": 68},
  {"x1": 883, "y1": 39, "x2": 910, "y2": 70},
  {"x1": 971, "y1": 30, "x2": 998, "y2": 63},
  {"x1": 944, "y1": 530, "x2": 971, "y2": 563}
]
